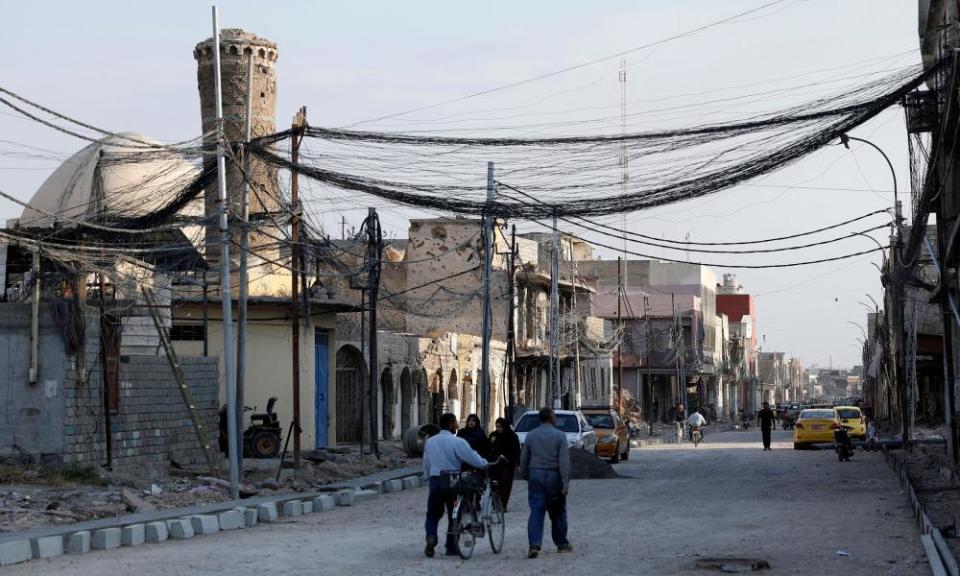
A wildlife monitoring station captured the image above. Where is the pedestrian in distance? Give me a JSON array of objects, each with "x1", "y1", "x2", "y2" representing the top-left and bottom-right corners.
[
  {"x1": 866, "y1": 420, "x2": 879, "y2": 451},
  {"x1": 758, "y1": 401, "x2": 776, "y2": 451},
  {"x1": 422, "y1": 412, "x2": 499, "y2": 558},
  {"x1": 675, "y1": 403, "x2": 686, "y2": 444},
  {"x1": 488, "y1": 416, "x2": 521, "y2": 511},
  {"x1": 457, "y1": 413, "x2": 491, "y2": 460},
  {"x1": 519, "y1": 406, "x2": 572, "y2": 558}
]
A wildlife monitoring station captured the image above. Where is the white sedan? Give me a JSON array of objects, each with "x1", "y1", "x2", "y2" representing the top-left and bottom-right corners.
[{"x1": 513, "y1": 409, "x2": 598, "y2": 454}]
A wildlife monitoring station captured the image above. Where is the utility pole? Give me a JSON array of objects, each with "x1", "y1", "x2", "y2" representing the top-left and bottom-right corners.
[
  {"x1": 480, "y1": 162, "x2": 494, "y2": 427},
  {"x1": 549, "y1": 212, "x2": 561, "y2": 408},
  {"x1": 290, "y1": 106, "x2": 306, "y2": 468},
  {"x1": 506, "y1": 225, "x2": 517, "y2": 424},
  {"x1": 616, "y1": 257, "x2": 623, "y2": 414},
  {"x1": 891, "y1": 221, "x2": 908, "y2": 447},
  {"x1": 645, "y1": 295, "x2": 653, "y2": 436},
  {"x1": 366, "y1": 208, "x2": 382, "y2": 459},
  {"x1": 569, "y1": 239, "x2": 581, "y2": 409},
  {"x1": 673, "y1": 293, "x2": 681, "y2": 413},
  {"x1": 211, "y1": 7, "x2": 239, "y2": 500},
  {"x1": 235, "y1": 48, "x2": 254, "y2": 479}
]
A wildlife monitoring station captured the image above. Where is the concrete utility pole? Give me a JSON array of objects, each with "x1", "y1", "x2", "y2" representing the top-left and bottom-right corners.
[
  {"x1": 235, "y1": 48, "x2": 254, "y2": 479},
  {"x1": 366, "y1": 208, "x2": 381, "y2": 459},
  {"x1": 645, "y1": 295, "x2": 653, "y2": 436},
  {"x1": 480, "y1": 162, "x2": 494, "y2": 427},
  {"x1": 211, "y1": 7, "x2": 239, "y2": 500},
  {"x1": 549, "y1": 212, "x2": 561, "y2": 408},
  {"x1": 290, "y1": 106, "x2": 306, "y2": 468}
]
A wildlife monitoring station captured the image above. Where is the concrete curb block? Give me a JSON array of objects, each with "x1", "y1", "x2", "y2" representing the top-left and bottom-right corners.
[
  {"x1": 257, "y1": 503, "x2": 278, "y2": 522},
  {"x1": 92, "y1": 527, "x2": 121, "y2": 550},
  {"x1": 30, "y1": 535, "x2": 64, "y2": 559},
  {"x1": 302, "y1": 500, "x2": 314, "y2": 514},
  {"x1": 281, "y1": 500, "x2": 303, "y2": 517},
  {"x1": 188, "y1": 515, "x2": 220, "y2": 535},
  {"x1": 67, "y1": 531, "x2": 90, "y2": 554},
  {"x1": 402, "y1": 476, "x2": 421, "y2": 490},
  {"x1": 242, "y1": 508, "x2": 258, "y2": 527},
  {"x1": 121, "y1": 524, "x2": 145, "y2": 547},
  {"x1": 335, "y1": 491, "x2": 355, "y2": 506},
  {"x1": 354, "y1": 489, "x2": 379, "y2": 503},
  {"x1": 0, "y1": 540, "x2": 32, "y2": 567},
  {"x1": 145, "y1": 522, "x2": 169, "y2": 543},
  {"x1": 314, "y1": 495, "x2": 336, "y2": 512},
  {"x1": 217, "y1": 510, "x2": 244, "y2": 531},
  {"x1": 166, "y1": 519, "x2": 194, "y2": 540},
  {"x1": 383, "y1": 479, "x2": 404, "y2": 493}
]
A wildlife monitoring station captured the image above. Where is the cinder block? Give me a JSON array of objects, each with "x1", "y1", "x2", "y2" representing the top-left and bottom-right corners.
[
  {"x1": 166, "y1": 519, "x2": 194, "y2": 540},
  {"x1": 188, "y1": 515, "x2": 220, "y2": 535},
  {"x1": 362, "y1": 482, "x2": 383, "y2": 494},
  {"x1": 121, "y1": 524, "x2": 145, "y2": 546},
  {"x1": 257, "y1": 502, "x2": 278, "y2": 522},
  {"x1": 92, "y1": 527, "x2": 122, "y2": 550},
  {"x1": 402, "y1": 476, "x2": 421, "y2": 490},
  {"x1": 281, "y1": 500, "x2": 303, "y2": 517},
  {"x1": 0, "y1": 540, "x2": 32, "y2": 566},
  {"x1": 145, "y1": 521, "x2": 169, "y2": 543},
  {"x1": 242, "y1": 507, "x2": 258, "y2": 527},
  {"x1": 383, "y1": 479, "x2": 404, "y2": 493},
  {"x1": 313, "y1": 494, "x2": 336, "y2": 512},
  {"x1": 354, "y1": 489, "x2": 379, "y2": 503},
  {"x1": 218, "y1": 510, "x2": 244, "y2": 530},
  {"x1": 31, "y1": 535, "x2": 64, "y2": 559},
  {"x1": 302, "y1": 500, "x2": 314, "y2": 514},
  {"x1": 68, "y1": 531, "x2": 90, "y2": 554},
  {"x1": 335, "y1": 491, "x2": 355, "y2": 506}
]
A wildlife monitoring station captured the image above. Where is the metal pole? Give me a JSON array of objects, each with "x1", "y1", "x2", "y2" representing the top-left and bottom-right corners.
[
  {"x1": 506, "y1": 225, "x2": 517, "y2": 424},
  {"x1": 359, "y1": 289, "x2": 365, "y2": 454},
  {"x1": 550, "y1": 212, "x2": 560, "y2": 408},
  {"x1": 29, "y1": 247, "x2": 40, "y2": 384},
  {"x1": 291, "y1": 107, "x2": 306, "y2": 468},
  {"x1": 616, "y1": 257, "x2": 623, "y2": 414},
  {"x1": 202, "y1": 272, "x2": 209, "y2": 357},
  {"x1": 236, "y1": 49, "x2": 254, "y2": 479},
  {"x1": 480, "y1": 162, "x2": 494, "y2": 427},
  {"x1": 569, "y1": 239, "x2": 581, "y2": 409},
  {"x1": 211, "y1": 7, "x2": 239, "y2": 500},
  {"x1": 646, "y1": 296, "x2": 653, "y2": 436}
]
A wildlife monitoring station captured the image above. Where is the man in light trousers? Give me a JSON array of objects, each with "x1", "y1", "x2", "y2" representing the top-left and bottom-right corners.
[{"x1": 519, "y1": 406, "x2": 572, "y2": 558}]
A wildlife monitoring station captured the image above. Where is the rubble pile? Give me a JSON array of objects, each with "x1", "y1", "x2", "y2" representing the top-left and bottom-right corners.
[{"x1": 569, "y1": 448, "x2": 619, "y2": 480}]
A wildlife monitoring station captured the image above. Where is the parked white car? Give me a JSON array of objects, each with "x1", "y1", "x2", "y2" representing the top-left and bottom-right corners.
[{"x1": 513, "y1": 410, "x2": 598, "y2": 454}]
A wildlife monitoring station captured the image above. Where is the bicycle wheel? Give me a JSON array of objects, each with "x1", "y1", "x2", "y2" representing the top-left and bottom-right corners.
[
  {"x1": 487, "y1": 492, "x2": 505, "y2": 554},
  {"x1": 456, "y1": 499, "x2": 477, "y2": 559}
]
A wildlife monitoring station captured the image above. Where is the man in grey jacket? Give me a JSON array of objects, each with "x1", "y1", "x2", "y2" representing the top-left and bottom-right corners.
[{"x1": 519, "y1": 406, "x2": 572, "y2": 558}]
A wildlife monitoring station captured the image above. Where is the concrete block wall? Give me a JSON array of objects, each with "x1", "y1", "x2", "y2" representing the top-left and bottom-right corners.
[{"x1": 63, "y1": 355, "x2": 219, "y2": 471}]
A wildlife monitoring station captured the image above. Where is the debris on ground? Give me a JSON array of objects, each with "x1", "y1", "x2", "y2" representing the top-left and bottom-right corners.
[
  {"x1": 0, "y1": 441, "x2": 417, "y2": 533},
  {"x1": 570, "y1": 448, "x2": 618, "y2": 479},
  {"x1": 695, "y1": 557, "x2": 771, "y2": 572}
]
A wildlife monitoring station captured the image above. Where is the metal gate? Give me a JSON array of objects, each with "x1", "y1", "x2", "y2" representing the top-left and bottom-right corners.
[{"x1": 336, "y1": 346, "x2": 364, "y2": 444}]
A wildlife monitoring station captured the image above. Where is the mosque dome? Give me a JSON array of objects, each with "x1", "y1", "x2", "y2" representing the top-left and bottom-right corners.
[{"x1": 17, "y1": 132, "x2": 201, "y2": 228}]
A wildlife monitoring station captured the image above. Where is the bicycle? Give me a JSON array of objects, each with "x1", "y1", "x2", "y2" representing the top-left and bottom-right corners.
[
  {"x1": 691, "y1": 425, "x2": 702, "y2": 447},
  {"x1": 448, "y1": 464, "x2": 506, "y2": 559}
]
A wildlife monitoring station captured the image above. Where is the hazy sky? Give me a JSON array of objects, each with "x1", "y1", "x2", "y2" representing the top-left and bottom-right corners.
[{"x1": 0, "y1": 0, "x2": 920, "y2": 368}]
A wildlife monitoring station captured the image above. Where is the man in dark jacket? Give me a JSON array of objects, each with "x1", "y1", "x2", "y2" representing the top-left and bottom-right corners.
[
  {"x1": 519, "y1": 407, "x2": 572, "y2": 558},
  {"x1": 758, "y1": 402, "x2": 776, "y2": 451}
]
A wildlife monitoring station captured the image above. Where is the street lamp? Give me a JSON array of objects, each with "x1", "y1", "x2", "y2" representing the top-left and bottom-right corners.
[{"x1": 840, "y1": 133, "x2": 900, "y2": 228}]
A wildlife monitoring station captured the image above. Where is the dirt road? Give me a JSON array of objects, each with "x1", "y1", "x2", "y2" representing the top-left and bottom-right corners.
[{"x1": 10, "y1": 430, "x2": 928, "y2": 576}]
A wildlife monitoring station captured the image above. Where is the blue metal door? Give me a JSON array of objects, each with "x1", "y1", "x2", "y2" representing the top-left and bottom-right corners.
[{"x1": 315, "y1": 330, "x2": 329, "y2": 448}]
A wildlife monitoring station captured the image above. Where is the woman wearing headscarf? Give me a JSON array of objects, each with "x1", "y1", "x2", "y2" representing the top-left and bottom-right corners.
[
  {"x1": 457, "y1": 414, "x2": 491, "y2": 461},
  {"x1": 488, "y1": 416, "x2": 522, "y2": 511}
]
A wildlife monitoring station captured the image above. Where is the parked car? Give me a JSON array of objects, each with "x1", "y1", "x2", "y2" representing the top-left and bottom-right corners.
[
  {"x1": 834, "y1": 405, "x2": 866, "y2": 440},
  {"x1": 793, "y1": 408, "x2": 840, "y2": 449},
  {"x1": 513, "y1": 410, "x2": 598, "y2": 454},
  {"x1": 581, "y1": 407, "x2": 630, "y2": 463}
]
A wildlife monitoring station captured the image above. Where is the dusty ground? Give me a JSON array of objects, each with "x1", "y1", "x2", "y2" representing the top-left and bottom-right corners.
[
  {"x1": 7, "y1": 430, "x2": 929, "y2": 576},
  {"x1": 0, "y1": 443, "x2": 415, "y2": 533}
]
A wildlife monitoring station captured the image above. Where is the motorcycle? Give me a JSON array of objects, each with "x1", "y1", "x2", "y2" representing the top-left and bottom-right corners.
[
  {"x1": 834, "y1": 424, "x2": 853, "y2": 462},
  {"x1": 691, "y1": 425, "x2": 703, "y2": 447}
]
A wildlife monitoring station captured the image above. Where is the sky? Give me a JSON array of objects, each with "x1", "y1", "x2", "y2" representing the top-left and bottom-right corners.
[{"x1": 0, "y1": 0, "x2": 922, "y2": 369}]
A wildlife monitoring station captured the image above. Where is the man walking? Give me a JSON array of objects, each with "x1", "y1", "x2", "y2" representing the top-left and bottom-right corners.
[
  {"x1": 519, "y1": 407, "x2": 572, "y2": 558},
  {"x1": 757, "y1": 401, "x2": 775, "y2": 451},
  {"x1": 422, "y1": 413, "x2": 497, "y2": 558}
]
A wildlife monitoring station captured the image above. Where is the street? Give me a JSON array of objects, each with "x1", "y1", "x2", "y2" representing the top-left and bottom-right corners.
[{"x1": 9, "y1": 429, "x2": 928, "y2": 576}]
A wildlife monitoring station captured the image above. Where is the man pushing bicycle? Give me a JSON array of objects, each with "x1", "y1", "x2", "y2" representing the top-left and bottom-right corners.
[{"x1": 422, "y1": 413, "x2": 501, "y2": 558}]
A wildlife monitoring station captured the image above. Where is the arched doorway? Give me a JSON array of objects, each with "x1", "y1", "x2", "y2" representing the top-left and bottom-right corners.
[
  {"x1": 335, "y1": 345, "x2": 366, "y2": 444},
  {"x1": 417, "y1": 369, "x2": 430, "y2": 425},
  {"x1": 448, "y1": 369, "x2": 460, "y2": 423},
  {"x1": 400, "y1": 367, "x2": 413, "y2": 433},
  {"x1": 381, "y1": 367, "x2": 394, "y2": 440}
]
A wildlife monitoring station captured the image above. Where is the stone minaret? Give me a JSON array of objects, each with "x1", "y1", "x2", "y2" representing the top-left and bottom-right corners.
[{"x1": 194, "y1": 29, "x2": 280, "y2": 266}]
